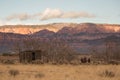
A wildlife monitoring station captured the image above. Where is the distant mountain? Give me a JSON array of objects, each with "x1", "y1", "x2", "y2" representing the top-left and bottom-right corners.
[
  {"x1": 0, "y1": 32, "x2": 25, "y2": 53},
  {"x1": 0, "y1": 23, "x2": 120, "y2": 53},
  {"x1": 33, "y1": 29, "x2": 55, "y2": 37},
  {"x1": 82, "y1": 35, "x2": 120, "y2": 45},
  {"x1": 0, "y1": 23, "x2": 76, "y2": 34},
  {"x1": 58, "y1": 23, "x2": 120, "y2": 35},
  {"x1": 0, "y1": 23, "x2": 120, "y2": 34}
]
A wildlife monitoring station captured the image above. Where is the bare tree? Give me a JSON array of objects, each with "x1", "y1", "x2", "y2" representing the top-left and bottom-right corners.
[
  {"x1": 13, "y1": 35, "x2": 76, "y2": 64},
  {"x1": 105, "y1": 39, "x2": 120, "y2": 63}
]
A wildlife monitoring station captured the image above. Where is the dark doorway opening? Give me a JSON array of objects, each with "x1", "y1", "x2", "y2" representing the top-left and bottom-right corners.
[{"x1": 32, "y1": 52, "x2": 35, "y2": 60}]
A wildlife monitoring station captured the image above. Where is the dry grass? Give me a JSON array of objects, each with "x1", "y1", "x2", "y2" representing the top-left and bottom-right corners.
[{"x1": 0, "y1": 64, "x2": 119, "y2": 80}]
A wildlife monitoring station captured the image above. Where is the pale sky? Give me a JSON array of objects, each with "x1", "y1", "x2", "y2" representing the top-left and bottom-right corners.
[{"x1": 0, "y1": 0, "x2": 120, "y2": 25}]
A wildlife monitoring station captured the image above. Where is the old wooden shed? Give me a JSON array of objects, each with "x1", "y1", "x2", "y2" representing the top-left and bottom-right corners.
[{"x1": 19, "y1": 50, "x2": 42, "y2": 63}]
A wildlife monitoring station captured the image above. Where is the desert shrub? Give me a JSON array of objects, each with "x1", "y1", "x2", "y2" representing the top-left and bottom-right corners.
[
  {"x1": 8, "y1": 69, "x2": 19, "y2": 77},
  {"x1": 31, "y1": 60, "x2": 44, "y2": 64},
  {"x1": 70, "y1": 59, "x2": 80, "y2": 65},
  {"x1": 3, "y1": 60, "x2": 15, "y2": 64},
  {"x1": 108, "y1": 60, "x2": 119, "y2": 65},
  {"x1": 35, "y1": 73, "x2": 45, "y2": 78},
  {"x1": 99, "y1": 70, "x2": 115, "y2": 78},
  {"x1": 2, "y1": 53, "x2": 12, "y2": 56},
  {"x1": 0, "y1": 71, "x2": 3, "y2": 75}
]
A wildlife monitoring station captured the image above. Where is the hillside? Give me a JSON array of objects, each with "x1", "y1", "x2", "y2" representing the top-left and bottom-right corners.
[
  {"x1": 0, "y1": 23, "x2": 120, "y2": 34},
  {"x1": 0, "y1": 23, "x2": 120, "y2": 53}
]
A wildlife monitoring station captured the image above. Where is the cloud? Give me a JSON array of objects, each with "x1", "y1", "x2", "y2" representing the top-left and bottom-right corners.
[
  {"x1": 61, "y1": 11, "x2": 95, "y2": 18},
  {"x1": 0, "y1": 20, "x2": 22, "y2": 26},
  {"x1": 6, "y1": 13, "x2": 30, "y2": 21},
  {"x1": 40, "y1": 8, "x2": 63, "y2": 20},
  {"x1": 0, "y1": 19, "x2": 39, "y2": 26},
  {"x1": 40, "y1": 8, "x2": 95, "y2": 20},
  {"x1": 39, "y1": 8, "x2": 95, "y2": 20},
  {"x1": 6, "y1": 8, "x2": 96, "y2": 21}
]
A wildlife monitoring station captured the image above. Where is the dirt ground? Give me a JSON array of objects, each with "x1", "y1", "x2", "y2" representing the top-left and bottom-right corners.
[{"x1": 0, "y1": 64, "x2": 119, "y2": 80}]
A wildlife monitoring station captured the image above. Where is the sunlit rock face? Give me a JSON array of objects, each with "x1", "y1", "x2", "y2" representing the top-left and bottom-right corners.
[
  {"x1": 0, "y1": 23, "x2": 120, "y2": 34},
  {"x1": 0, "y1": 23, "x2": 76, "y2": 34},
  {"x1": 0, "y1": 25, "x2": 58, "y2": 34}
]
